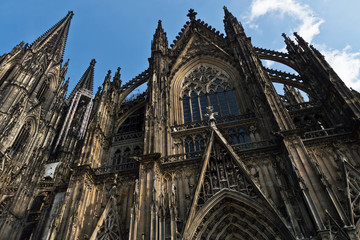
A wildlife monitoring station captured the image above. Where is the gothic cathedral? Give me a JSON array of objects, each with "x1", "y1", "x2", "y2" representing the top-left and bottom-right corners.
[{"x1": 0, "y1": 7, "x2": 359, "y2": 240}]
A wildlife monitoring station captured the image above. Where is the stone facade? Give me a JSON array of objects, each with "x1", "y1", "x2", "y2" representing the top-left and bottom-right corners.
[{"x1": 0, "y1": 7, "x2": 360, "y2": 240}]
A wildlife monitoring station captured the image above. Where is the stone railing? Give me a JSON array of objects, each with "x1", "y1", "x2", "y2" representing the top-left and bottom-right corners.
[
  {"x1": 113, "y1": 132, "x2": 143, "y2": 142},
  {"x1": 160, "y1": 139, "x2": 277, "y2": 164},
  {"x1": 160, "y1": 151, "x2": 202, "y2": 164},
  {"x1": 1, "y1": 186, "x2": 18, "y2": 195},
  {"x1": 94, "y1": 162, "x2": 139, "y2": 174},
  {"x1": 231, "y1": 139, "x2": 277, "y2": 152},
  {"x1": 171, "y1": 113, "x2": 255, "y2": 132},
  {"x1": 302, "y1": 127, "x2": 352, "y2": 140},
  {"x1": 254, "y1": 47, "x2": 290, "y2": 60},
  {"x1": 285, "y1": 102, "x2": 320, "y2": 112},
  {"x1": 39, "y1": 180, "x2": 54, "y2": 188},
  {"x1": 265, "y1": 67, "x2": 303, "y2": 84}
]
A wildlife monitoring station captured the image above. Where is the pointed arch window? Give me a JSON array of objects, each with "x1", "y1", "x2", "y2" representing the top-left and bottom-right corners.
[
  {"x1": 10, "y1": 121, "x2": 31, "y2": 156},
  {"x1": 133, "y1": 146, "x2": 142, "y2": 156},
  {"x1": 0, "y1": 65, "x2": 15, "y2": 87},
  {"x1": 182, "y1": 65, "x2": 239, "y2": 123},
  {"x1": 36, "y1": 81, "x2": 49, "y2": 101},
  {"x1": 123, "y1": 148, "x2": 131, "y2": 163},
  {"x1": 112, "y1": 149, "x2": 122, "y2": 165}
]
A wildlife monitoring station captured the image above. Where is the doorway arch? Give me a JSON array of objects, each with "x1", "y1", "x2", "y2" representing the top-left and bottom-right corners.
[{"x1": 184, "y1": 189, "x2": 294, "y2": 240}]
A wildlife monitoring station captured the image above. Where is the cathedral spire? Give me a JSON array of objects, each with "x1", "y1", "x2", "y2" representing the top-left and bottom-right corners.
[
  {"x1": 151, "y1": 20, "x2": 168, "y2": 54},
  {"x1": 68, "y1": 58, "x2": 95, "y2": 101},
  {"x1": 30, "y1": 11, "x2": 74, "y2": 62}
]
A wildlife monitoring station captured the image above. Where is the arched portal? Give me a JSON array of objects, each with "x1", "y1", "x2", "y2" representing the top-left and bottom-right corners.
[{"x1": 185, "y1": 190, "x2": 293, "y2": 240}]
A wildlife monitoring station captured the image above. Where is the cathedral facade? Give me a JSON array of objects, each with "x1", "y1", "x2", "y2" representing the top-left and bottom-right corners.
[{"x1": 0, "y1": 7, "x2": 360, "y2": 240}]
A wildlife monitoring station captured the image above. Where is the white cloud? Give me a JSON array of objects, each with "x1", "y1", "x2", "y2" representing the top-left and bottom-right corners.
[
  {"x1": 320, "y1": 45, "x2": 360, "y2": 90},
  {"x1": 248, "y1": 0, "x2": 324, "y2": 43},
  {"x1": 247, "y1": 0, "x2": 360, "y2": 90}
]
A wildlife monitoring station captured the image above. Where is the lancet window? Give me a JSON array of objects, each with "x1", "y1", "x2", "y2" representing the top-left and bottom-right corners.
[
  {"x1": 184, "y1": 135, "x2": 206, "y2": 153},
  {"x1": 10, "y1": 121, "x2": 31, "y2": 156},
  {"x1": 36, "y1": 81, "x2": 49, "y2": 101},
  {"x1": 182, "y1": 65, "x2": 239, "y2": 123},
  {"x1": 111, "y1": 145, "x2": 142, "y2": 165},
  {"x1": 0, "y1": 66, "x2": 15, "y2": 87}
]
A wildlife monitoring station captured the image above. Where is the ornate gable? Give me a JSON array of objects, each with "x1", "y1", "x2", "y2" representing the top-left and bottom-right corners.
[
  {"x1": 169, "y1": 10, "x2": 234, "y2": 73},
  {"x1": 182, "y1": 116, "x2": 293, "y2": 239},
  {"x1": 90, "y1": 196, "x2": 123, "y2": 240}
]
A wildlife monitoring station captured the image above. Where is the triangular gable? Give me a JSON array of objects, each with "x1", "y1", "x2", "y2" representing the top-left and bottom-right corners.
[
  {"x1": 170, "y1": 25, "x2": 232, "y2": 73},
  {"x1": 90, "y1": 196, "x2": 123, "y2": 240},
  {"x1": 183, "y1": 121, "x2": 291, "y2": 235}
]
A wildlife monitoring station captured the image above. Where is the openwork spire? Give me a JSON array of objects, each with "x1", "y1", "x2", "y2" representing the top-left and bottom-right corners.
[
  {"x1": 30, "y1": 11, "x2": 74, "y2": 62},
  {"x1": 68, "y1": 58, "x2": 95, "y2": 101}
]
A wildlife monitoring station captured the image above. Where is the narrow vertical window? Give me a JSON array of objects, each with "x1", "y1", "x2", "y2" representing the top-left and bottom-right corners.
[
  {"x1": 0, "y1": 66, "x2": 15, "y2": 86},
  {"x1": 191, "y1": 92, "x2": 201, "y2": 122},
  {"x1": 183, "y1": 95, "x2": 191, "y2": 123},
  {"x1": 36, "y1": 81, "x2": 49, "y2": 101},
  {"x1": 226, "y1": 90, "x2": 239, "y2": 115},
  {"x1": 113, "y1": 150, "x2": 121, "y2": 165},
  {"x1": 123, "y1": 148, "x2": 131, "y2": 163},
  {"x1": 11, "y1": 121, "x2": 31, "y2": 156},
  {"x1": 199, "y1": 92, "x2": 207, "y2": 120}
]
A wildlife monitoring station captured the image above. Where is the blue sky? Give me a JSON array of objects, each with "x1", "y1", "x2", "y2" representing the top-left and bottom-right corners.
[{"x1": 1, "y1": 0, "x2": 359, "y2": 95}]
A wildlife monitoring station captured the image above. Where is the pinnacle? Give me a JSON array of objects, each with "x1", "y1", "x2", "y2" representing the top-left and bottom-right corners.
[
  {"x1": 223, "y1": 6, "x2": 229, "y2": 14},
  {"x1": 106, "y1": 70, "x2": 112, "y2": 78},
  {"x1": 155, "y1": 19, "x2": 164, "y2": 34},
  {"x1": 64, "y1": 78, "x2": 69, "y2": 87},
  {"x1": 63, "y1": 58, "x2": 70, "y2": 67},
  {"x1": 114, "y1": 67, "x2": 121, "y2": 80},
  {"x1": 152, "y1": 19, "x2": 168, "y2": 52},
  {"x1": 113, "y1": 67, "x2": 122, "y2": 88},
  {"x1": 223, "y1": 5, "x2": 233, "y2": 19},
  {"x1": 90, "y1": 58, "x2": 96, "y2": 66}
]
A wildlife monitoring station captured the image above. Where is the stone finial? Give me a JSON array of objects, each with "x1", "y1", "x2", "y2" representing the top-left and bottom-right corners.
[
  {"x1": 204, "y1": 106, "x2": 218, "y2": 121},
  {"x1": 187, "y1": 9, "x2": 197, "y2": 21},
  {"x1": 90, "y1": 58, "x2": 96, "y2": 66}
]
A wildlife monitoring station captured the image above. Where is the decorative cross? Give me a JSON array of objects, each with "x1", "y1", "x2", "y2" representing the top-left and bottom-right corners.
[
  {"x1": 187, "y1": 9, "x2": 197, "y2": 21},
  {"x1": 204, "y1": 106, "x2": 218, "y2": 121}
]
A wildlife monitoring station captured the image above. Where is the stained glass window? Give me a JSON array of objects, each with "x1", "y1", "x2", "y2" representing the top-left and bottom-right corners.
[{"x1": 182, "y1": 65, "x2": 239, "y2": 122}]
